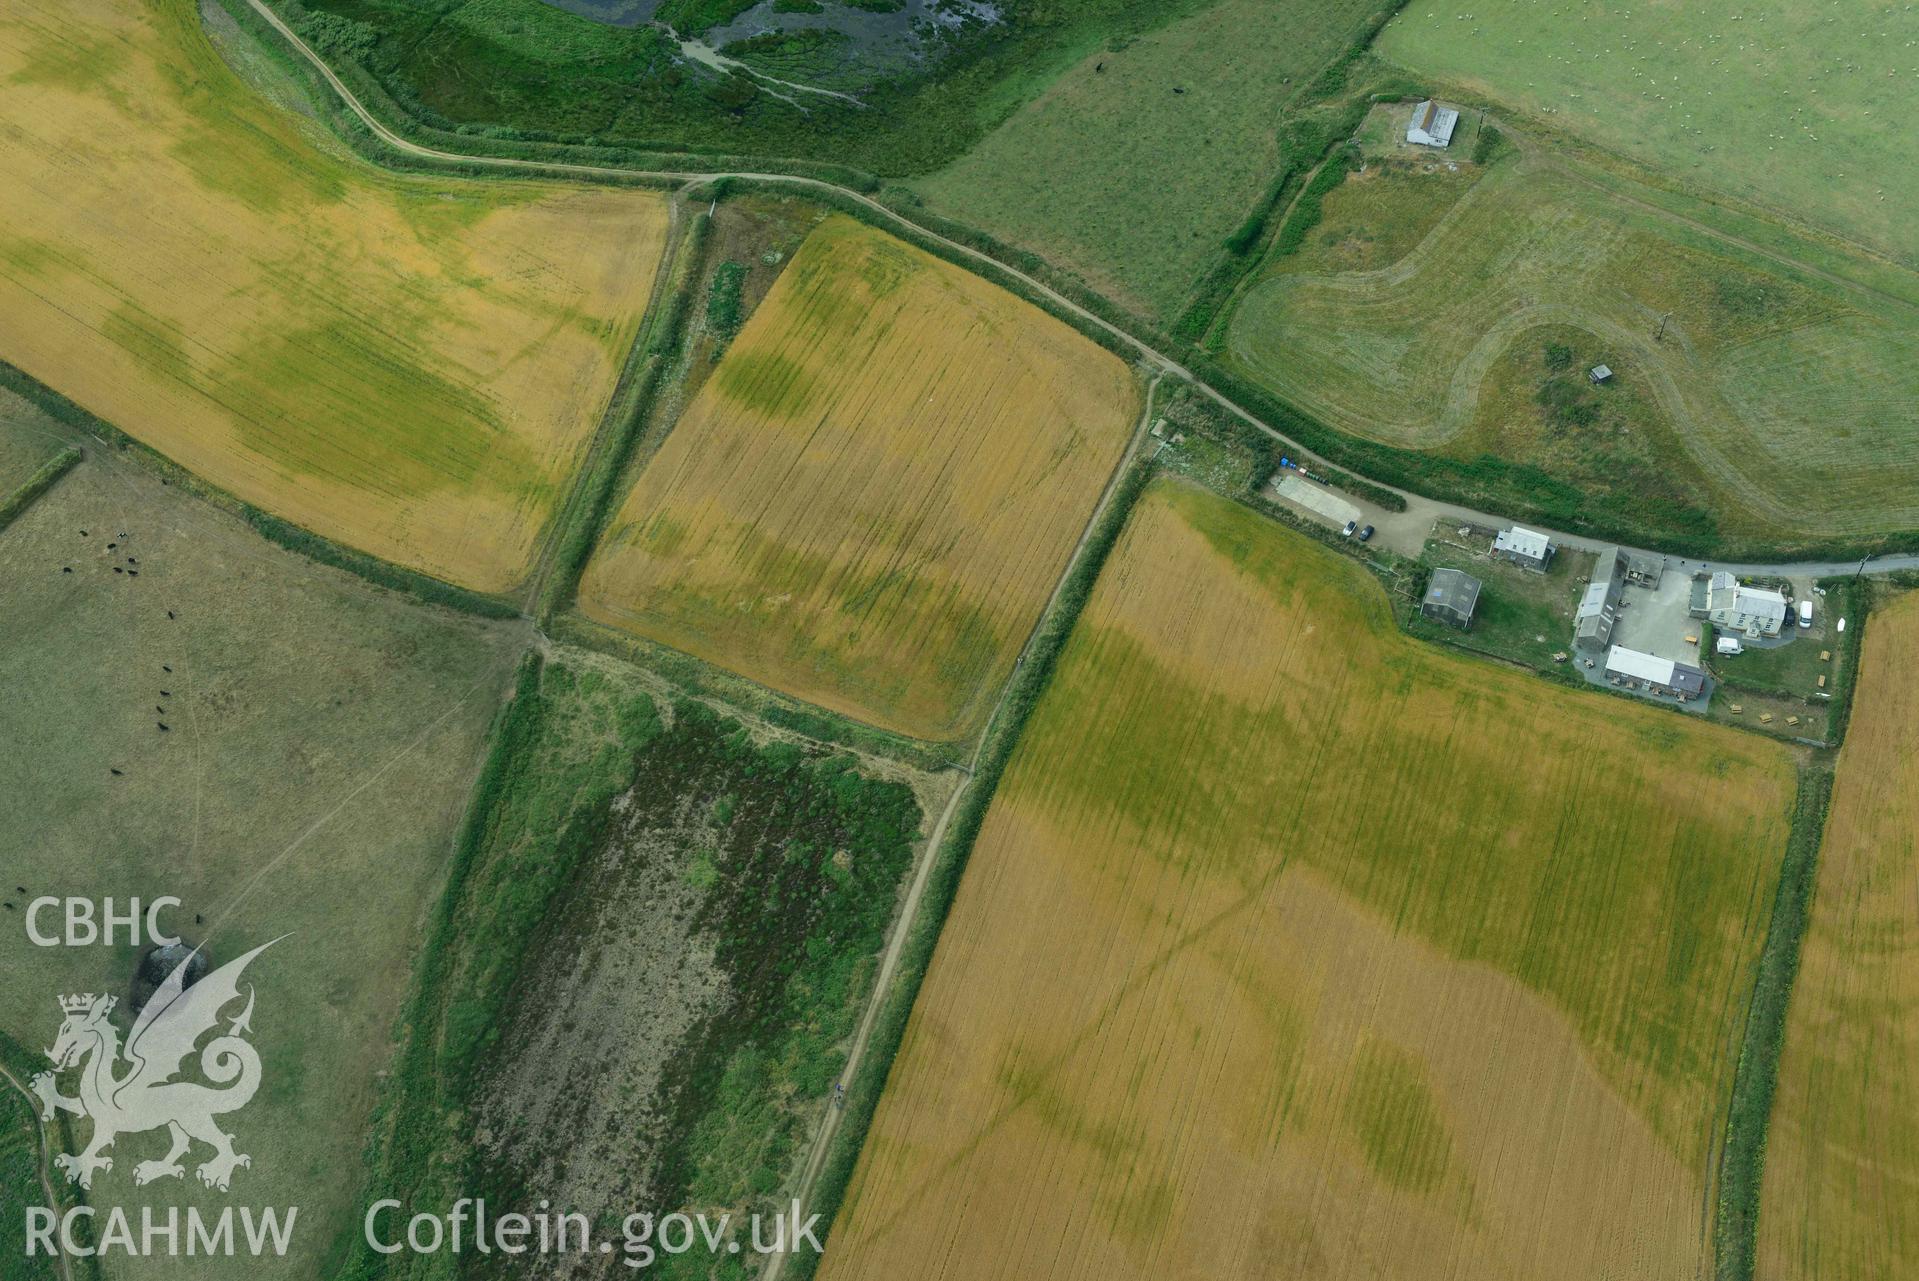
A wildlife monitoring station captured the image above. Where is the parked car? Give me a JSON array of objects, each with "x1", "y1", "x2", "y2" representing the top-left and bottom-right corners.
[
  {"x1": 1357, "y1": 525, "x2": 1375, "y2": 542},
  {"x1": 1798, "y1": 599, "x2": 1814, "y2": 629},
  {"x1": 1341, "y1": 520, "x2": 1358, "y2": 537}
]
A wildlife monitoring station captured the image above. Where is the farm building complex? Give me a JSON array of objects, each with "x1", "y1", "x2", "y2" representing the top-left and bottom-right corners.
[
  {"x1": 1406, "y1": 99, "x2": 1459, "y2": 147},
  {"x1": 1693, "y1": 572, "x2": 1789, "y2": 638},
  {"x1": 1605, "y1": 645, "x2": 1707, "y2": 703}
]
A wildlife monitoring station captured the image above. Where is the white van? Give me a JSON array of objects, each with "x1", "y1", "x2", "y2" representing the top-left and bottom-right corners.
[{"x1": 1798, "y1": 599, "x2": 1814, "y2": 629}]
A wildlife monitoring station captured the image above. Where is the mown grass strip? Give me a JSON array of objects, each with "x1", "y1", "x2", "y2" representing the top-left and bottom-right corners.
[
  {"x1": 784, "y1": 458, "x2": 1154, "y2": 1281},
  {"x1": 0, "y1": 446, "x2": 81, "y2": 534},
  {"x1": 1714, "y1": 763, "x2": 1835, "y2": 1281}
]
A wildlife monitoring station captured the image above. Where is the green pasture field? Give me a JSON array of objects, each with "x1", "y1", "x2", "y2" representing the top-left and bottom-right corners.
[
  {"x1": 1225, "y1": 142, "x2": 1919, "y2": 552},
  {"x1": 909, "y1": 0, "x2": 1383, "y2": 318},
  {"x1": 0, "y1": 414, "x2": 521, "y2": 1281},
  {"x1": 346, "y1": 649, "x2": 929, "y2": 1281},
  {"x1": 1375, "y1": 0, "x2": 1919, "y2": 268}
]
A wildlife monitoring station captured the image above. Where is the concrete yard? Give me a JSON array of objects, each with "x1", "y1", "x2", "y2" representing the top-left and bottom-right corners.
[
  {"x1": 1274, "y1": 473, "x2": 1361, "y2": 531},
  {"x1": 1612, "y1": 567, "x2": 1703, "y2": 667}
]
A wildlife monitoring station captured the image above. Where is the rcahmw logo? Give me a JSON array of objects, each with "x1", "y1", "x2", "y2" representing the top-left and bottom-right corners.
[{"x1": 24, "y1": 936, "x2": 300, "y2": 1261}]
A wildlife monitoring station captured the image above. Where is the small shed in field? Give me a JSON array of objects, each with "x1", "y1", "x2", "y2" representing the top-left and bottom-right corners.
[{"x1": 1407, "y1": 100, "x2": 1459, "y2": 148}]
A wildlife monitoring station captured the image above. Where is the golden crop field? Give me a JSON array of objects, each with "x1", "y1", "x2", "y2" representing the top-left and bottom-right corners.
[
  {"x1": 578, "y1": 215, "x2": 1138, "y2": 741},
  {"x1": 1759, "y1": 592, "x2": 1919, "y2": 1281},
  {"x1": 823, "y1": 479, "x2": 1798, "y2": 1281},
  {"x1": 0, "y1": 0, "x2": 668, "y2": 593}
]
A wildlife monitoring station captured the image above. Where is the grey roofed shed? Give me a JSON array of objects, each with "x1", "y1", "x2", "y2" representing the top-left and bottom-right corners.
[
  {"x1": 1573, "y1": 547, "x2": 1625, "y2": 652},
  {"x1": 1422, "y1": 567, "x2": 1482, "y2": 629}
]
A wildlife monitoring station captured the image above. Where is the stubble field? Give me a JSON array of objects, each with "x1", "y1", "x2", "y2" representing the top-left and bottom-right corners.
[
  {"x1": 578, "y1": 215, "x2": 1139, "y2": 742},
  {"x1": 0, "y1": 0, "x2": 668, "y2": 593},
  {"x1": 0, "y1": 411, "x2": 520, "y2": 1280},
  {"x1": 821, "y1": 479, "x2": 1798, "y2": 1281},
  {"x1": 1759, "y1": 591, "x2": 1919, "y2": 1281}
]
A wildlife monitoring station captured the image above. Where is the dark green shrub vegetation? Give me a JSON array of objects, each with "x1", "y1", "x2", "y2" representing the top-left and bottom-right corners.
[
  {"x1": 274, "y1": 0, "x2": 1244, "y2": 176},
  {"x1": 340, "y1": 651, "x2": 922, "y2": 1278},
  {"x1": 706, "y1": 260, "x2": 749, "y2": 342},
  {"x1": 629, "y1": 705, "x2": 921, "y2": 1240},
  {"x1": 1715, "y1": 765, "x2": 1833, "y2": 1281},
  {"x1": 657, "y1": 0, "x2": 763, "y2": 35},
  {"x1": 292, "y1": 9, "x2": 378, "y2": 60},
  {"x1": 1543, "y1": 341, "x2": 1575, "y2": 371},
  {"x1": 1471, "y1": 122, "x2": 1506, "y2": 165},
  {"x1": 1270, "y1": 145, "x2": 1357, "y2": 259},
  {"x1": 1535, "y1": 371, "x2": 1601, "y2": 431}
]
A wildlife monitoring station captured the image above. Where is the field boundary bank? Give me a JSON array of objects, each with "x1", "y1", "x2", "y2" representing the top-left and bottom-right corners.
[
  {"x1": 526, "y1": 199, "x2": 704, "y2": 622},
  {"x1": 0, "y1": 362, "x2": 522, "y2": 620},
  {"x1": 1714, "y1": 763, "x2": 1838, "y2": 1281},
  {"x1": 548, "y1": 613, "x2": 964, "y2": 773},
  {"x1": 335, "y1": 652, "x2": 548, "y2": 1281},
  {"x1": 771, "y1": 453, "x2": 1157, "y2": 1281},
  {"x1": 220, "y1": 0, "x2": 1919, "y2": 571},
  {"x1": 0, "y1": 445, "x2": 82, "y2": 535}
]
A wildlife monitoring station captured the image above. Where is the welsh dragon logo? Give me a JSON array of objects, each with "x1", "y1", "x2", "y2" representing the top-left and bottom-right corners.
[{"x1": 30, "y1": 939, "x2": 279, "y2": 1192}]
